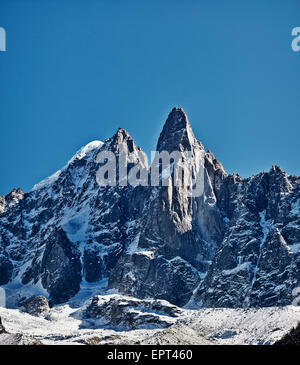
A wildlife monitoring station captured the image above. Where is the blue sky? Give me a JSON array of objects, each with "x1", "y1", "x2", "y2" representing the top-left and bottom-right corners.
[{"x1": 0, "y1": 0, "x2": 300, "y2": 195}]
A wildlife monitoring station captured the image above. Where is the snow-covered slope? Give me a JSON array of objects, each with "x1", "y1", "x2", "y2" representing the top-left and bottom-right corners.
[{"x1": 1, "y1": 295, "x2": 300, "y2": 345}]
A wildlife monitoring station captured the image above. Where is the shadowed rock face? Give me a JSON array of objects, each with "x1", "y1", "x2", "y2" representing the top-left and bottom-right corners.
[
  {"x1": 275, "y1": 322, "x2": 300, "y2": 345},
  {"x1": 0, "y1": 107, "x2": 300, "y2": 308},
  {"x1": 0, "y1": 317, "x2": 6, "y2": 334},
  {"x1": 21, "y1": 229, "x2": 82, "y2": 304}
]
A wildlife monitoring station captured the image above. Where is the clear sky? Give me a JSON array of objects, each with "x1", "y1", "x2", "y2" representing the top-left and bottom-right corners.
[{"x1": 0, "y1": 0, "x2": 300, "y2": 195}]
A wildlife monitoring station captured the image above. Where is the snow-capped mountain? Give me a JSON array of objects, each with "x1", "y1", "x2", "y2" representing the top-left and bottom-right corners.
[{"x1": 1, "y1": 107, "x2": 300, "y2": 309}]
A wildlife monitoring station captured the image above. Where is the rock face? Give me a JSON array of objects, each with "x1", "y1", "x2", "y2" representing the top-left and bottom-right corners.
[
  {"x1": 22, "y1": 230, "x2": 82, "y2": 304},
  {"x1": 275, "y1": 322, "x2": 300, "y2": 345},
  {"x1": 85, "y1": 295, "x2": 183, "y2": 329},
  {"x1": 0, "y1": 188, "x2": 24, "y2": 214},
  {"x1": 0, "y1": 107, "x2": 300, "y2": 308},
  {"x1": 0, "y1": 317, "x2": 6, "y2": 334},
  {"x1": 19, "y1": 296, "x2": 50, "y2": 317},
  {"x1": 192, "y1": 167, "x2": 300, "y2": 308},
  {"x1": 108, "y1": 108, "x2": 227, "y2": 306}
]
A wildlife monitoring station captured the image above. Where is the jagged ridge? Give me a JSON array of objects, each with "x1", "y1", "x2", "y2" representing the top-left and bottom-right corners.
[{"x1": 0, "y1": 107, "x2": 300, "y2": 309}]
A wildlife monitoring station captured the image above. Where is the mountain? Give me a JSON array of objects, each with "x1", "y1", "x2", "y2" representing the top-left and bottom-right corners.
[{"x1": 0, "y1": 107, "x2": 300, "y2": 309}]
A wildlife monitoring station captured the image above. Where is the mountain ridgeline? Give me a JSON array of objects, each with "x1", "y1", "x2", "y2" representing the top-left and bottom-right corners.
[{"x1": 1, "y1": 108, "x2": 300, "y2": 308}]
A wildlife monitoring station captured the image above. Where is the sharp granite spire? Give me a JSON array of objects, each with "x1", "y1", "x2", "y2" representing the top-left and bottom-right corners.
[{"x1": 156, "y1": 107, "x2": 204, "y2": 152}]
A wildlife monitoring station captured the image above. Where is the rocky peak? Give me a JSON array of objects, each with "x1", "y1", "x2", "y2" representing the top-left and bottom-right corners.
[
  {"x1": 0, "y1": 196, "x2": 5, "y2": 214},
  {"x1": 0, "y1": 188, "x2": 24, "y2": 213},
  {"x1": 156, "y1": 107, "x2": 203, "y2": 152},
  {"x1": 267, "y1": 165, "x2": 293, "y2": 195},
  {"x1": 104, "y1": 127, "x2": 149, "y2": 173},
  {"x1": 162, "y1": 107, "x2": 190, "y2": 133},
  {"x1": 109, "y1": 127, "x2": 139, "y2": 154},
  {"x1": 271, "y1": 165, "x2": 283, "y2": 173},
  {"x1": 205, "y1": 150, "x2": 226, "y2": 175},
  {"x1": 6, "y1": 188, "x2": 24, "y2": 201}
]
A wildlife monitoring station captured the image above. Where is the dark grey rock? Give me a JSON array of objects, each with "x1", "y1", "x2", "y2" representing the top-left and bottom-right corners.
[
  {"x1": 22, "y1": 229, "x2": 82, "y2": 304},
  {"x1": 85, "y1": 295, "x2": 183, "y2": 329},
  {"x1": 275, "y1": 322, "x2": 300, "y2": 345},
  {"x1": 19, "y1": 296, "x2": 50, "y2": 316},
  {"x1": 0, "y1": 317, "x2": 6, "y2": 334}
]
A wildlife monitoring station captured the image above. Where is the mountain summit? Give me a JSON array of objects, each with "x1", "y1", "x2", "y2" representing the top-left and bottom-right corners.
[{"x1": 157, "y1": 107, "x2": 202, "y2": 152}]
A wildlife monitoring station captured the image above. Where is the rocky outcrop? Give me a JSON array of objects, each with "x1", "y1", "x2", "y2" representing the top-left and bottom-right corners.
[
  {"x1": 0, "y1": 196, "x2": 5, "y2": 214},
  {"x1": 85, "y1": 295, "x2": 183, "y2": 329},
  {"x1": 274, "y1": 322, "x2": 300, "y2": 345},
  {"x1": 0, "y1": 188, "x2": 24, "y2": 214},
  {"x1": 0, "y1": 317, "x2": 6, "y2": 334},
  {"x1": 19, "y1": 296, "x2": 50, "y2": 317}
]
